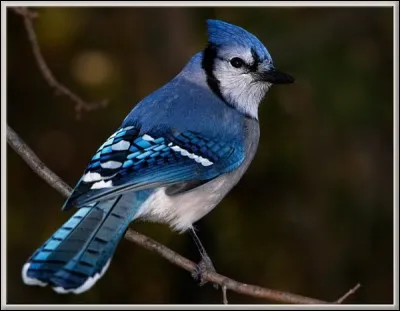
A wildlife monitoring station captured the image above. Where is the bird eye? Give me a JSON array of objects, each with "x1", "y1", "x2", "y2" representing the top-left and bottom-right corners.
[{"x1": 230, "y1": 57, "x2": 244, "y2": 68}]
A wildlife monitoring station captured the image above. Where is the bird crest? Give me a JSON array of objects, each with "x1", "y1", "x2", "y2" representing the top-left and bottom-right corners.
[{"x1": 206, "y1": 19, "x2": 272, "y2": 62}]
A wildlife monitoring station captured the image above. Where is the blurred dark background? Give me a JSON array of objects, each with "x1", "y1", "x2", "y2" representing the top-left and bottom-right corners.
[{"x1": 6, "y1": 6, "x2": 394, "y2": 305}]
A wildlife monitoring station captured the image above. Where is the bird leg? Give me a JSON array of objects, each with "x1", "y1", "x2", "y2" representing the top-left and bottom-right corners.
[{"x1": 189, "y1": 227, "x2": 218, "y2": 289}]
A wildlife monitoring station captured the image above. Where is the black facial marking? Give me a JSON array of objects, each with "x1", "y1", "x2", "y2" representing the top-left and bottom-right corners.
[
  {"x1": 251, "y1": 48, "x2": 261, "y2": 63},
  {"x1": 202, "y1": 44, "x2": 227, "y2": 103},
  {"x1": 249, "y1": 48, "x2": 261, "y2": 72}
]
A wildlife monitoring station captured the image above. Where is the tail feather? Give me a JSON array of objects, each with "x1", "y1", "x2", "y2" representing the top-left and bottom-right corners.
[{"x1": 22, "y1": 191, "x2": 150, "y2": 294}]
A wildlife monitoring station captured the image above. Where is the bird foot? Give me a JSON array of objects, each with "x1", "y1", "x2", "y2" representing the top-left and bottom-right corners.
[{"x1": 191, "y1": 255, "x2": 219, "y2": 289}]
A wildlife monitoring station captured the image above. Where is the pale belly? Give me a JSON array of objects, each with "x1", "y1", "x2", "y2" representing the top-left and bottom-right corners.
[{"x1": 135, "y1": 175, "x2": 235, "y2": 232}]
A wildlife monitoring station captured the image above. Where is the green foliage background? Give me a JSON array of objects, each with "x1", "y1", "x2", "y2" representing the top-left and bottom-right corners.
[{"x1": 7, "y1": 6, "x2": 394, "y2": 304}]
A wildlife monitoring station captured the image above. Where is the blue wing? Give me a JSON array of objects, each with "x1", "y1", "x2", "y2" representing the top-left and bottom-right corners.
[{"x1": 63, "y1": 125, "x2": 245, "y2": 210}]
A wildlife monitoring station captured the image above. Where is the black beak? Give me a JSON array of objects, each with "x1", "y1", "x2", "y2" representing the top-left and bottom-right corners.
[{"x1": 258, "y1": 68, "x2": 295, "y2": 84}]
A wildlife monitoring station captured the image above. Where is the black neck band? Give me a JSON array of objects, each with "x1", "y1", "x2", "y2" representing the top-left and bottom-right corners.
[{"x1": 201, "y1": 44, "x2": 226, "y2": 103}]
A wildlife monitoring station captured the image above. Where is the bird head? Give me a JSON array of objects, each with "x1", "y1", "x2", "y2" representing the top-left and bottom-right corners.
[{"x1": 202, "y1": 19, "x2": 294, "y2": 119}]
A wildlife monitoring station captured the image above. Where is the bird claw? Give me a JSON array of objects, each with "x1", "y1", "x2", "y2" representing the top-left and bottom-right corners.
[{"x1": 191, "y1": 255, "x2": 219, "y2": 289}]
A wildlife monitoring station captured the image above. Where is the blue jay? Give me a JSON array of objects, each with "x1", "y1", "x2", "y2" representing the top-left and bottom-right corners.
[{"x1": 22, "y1": 19, "x2": 294, "y2": 294}]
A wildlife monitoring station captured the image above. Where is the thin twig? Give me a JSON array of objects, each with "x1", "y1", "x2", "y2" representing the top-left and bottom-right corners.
[
  {"x1": 12, "y1": 7, "x2": 38, "y2": 19},
  {"x1": 335, "y1": 283, "x2": 361, "y2": 304},
  {"x1": 7, "y1": 124, "x2": 331, "y2": 304},
  {"x1": 222, "y1": 285, "x2": 228, "y2": 305},
  {"x1": 11, "y1": 7, "x2": 108, "y2": 119},
  {"x1": 6, "y1": 125, "x2": 72, "y2": 198}
]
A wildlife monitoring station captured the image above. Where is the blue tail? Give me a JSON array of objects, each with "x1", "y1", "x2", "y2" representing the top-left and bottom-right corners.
[{"x1": 22, "y1": 191, "x2": 150, "y2": 294}]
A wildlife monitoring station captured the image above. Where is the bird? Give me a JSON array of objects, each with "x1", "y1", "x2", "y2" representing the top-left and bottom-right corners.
[{"x1": 22, "y1": 19, "x2": 294, "y2": 295}]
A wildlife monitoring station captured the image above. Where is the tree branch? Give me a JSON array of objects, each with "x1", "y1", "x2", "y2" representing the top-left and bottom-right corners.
[
  {"x1": 11, "y1": 7, "x2": 108, "y2": 119},
  {"x1": 7, "y1": 124, "x2": 330, "y2": 304},
  {"x1": 124, "y1": 230, "x2": 326, "y2": 304}
]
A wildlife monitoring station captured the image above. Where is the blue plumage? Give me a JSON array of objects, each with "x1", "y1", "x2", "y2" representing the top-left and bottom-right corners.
[
  {"x1": 23, "y1": 191, "x2": 152, "y2": 293},
  {"x1": 62, "y1": 125, "x2": 244, "y2": 211},
  {"x1": 22, "y1": 19, "x2": 294, "y2": 295}
]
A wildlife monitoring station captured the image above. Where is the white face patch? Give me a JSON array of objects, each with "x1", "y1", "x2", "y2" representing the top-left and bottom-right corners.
[
  {"x1": 217, "y1": 45, "x2": 254, "y2": 65},
  {"x1": 213, "y1": 46, "x2": 271, "y2": 119}
]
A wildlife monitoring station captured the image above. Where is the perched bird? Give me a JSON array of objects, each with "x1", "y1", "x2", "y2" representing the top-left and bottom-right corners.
[{"x1": 22, "y1": 19, "x2": 294, "y2": 294}]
